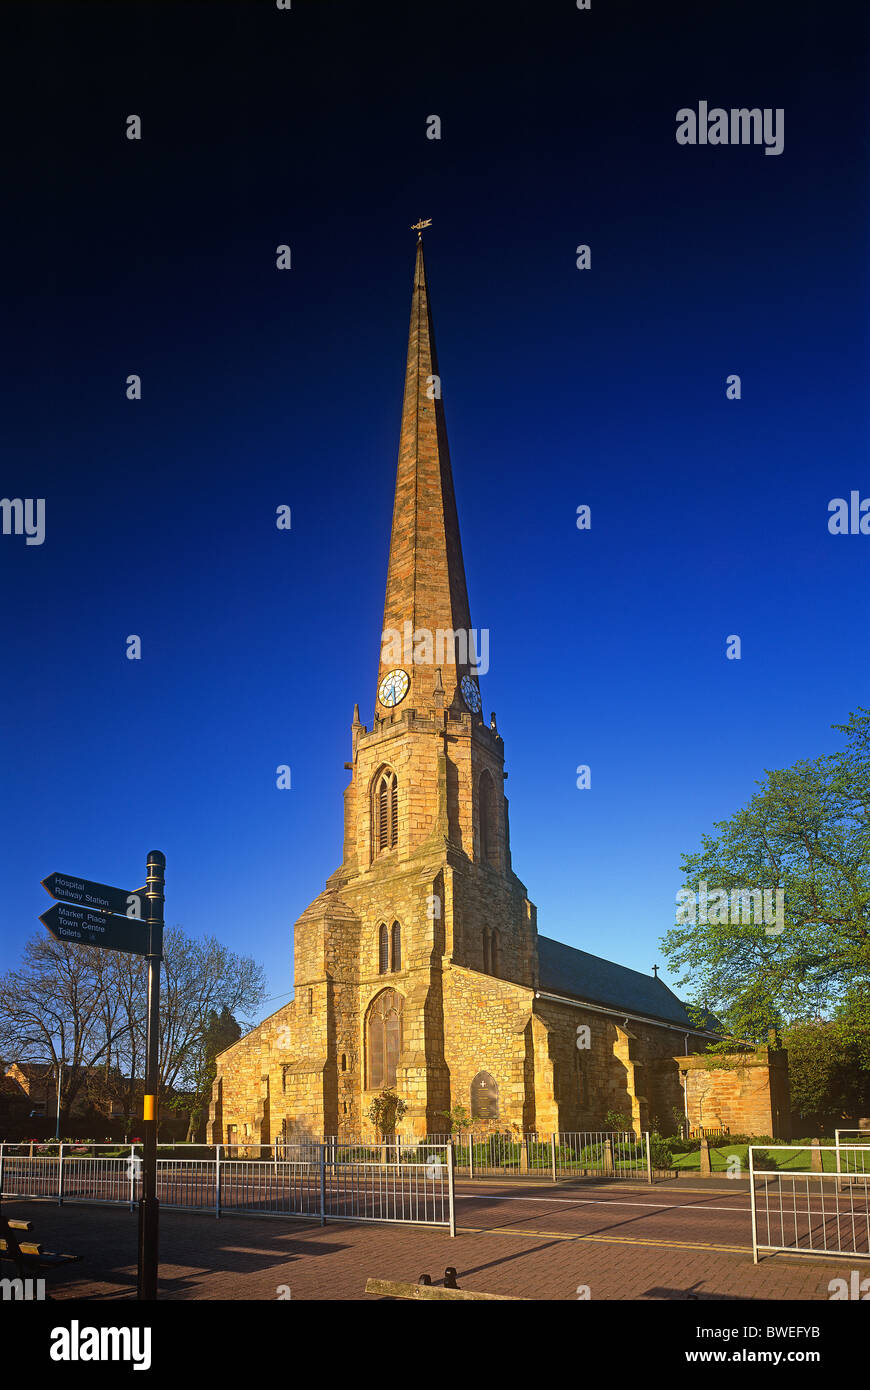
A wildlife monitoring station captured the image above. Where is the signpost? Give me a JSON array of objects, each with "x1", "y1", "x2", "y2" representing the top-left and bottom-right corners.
[
  {"x1": 38, "y1": 852, "x2": 165, "y2": 1301},
  {"x1": 39, "y1": 902, "x2": 150, "y2": 956},
  {"x1": 42, "y1": 872, "x2": 144, "y2": 919},
  {"x1": 139, "y1": 851, "x2": 164, "y2": 1302}
]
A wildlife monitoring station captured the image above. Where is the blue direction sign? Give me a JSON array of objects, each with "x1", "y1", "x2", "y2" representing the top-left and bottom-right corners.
[
  {"x1": 39, "y1": 902, "x2": 150, "y2": 957},
  {"x1": 42, "y1": 871, "x2": 145, "y2": 919}
]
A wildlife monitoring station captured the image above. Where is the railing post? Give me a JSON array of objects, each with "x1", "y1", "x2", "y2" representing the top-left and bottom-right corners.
[
  {"x1": 603, "y1": 1135, "x2": 614, "y2": 1176},
  {"x1": 0, "y1": 1143, "x2": 4, "y2": 1199},
  {"x1": 551, "y1": 1133, "x2": 557, "y2": 1183},
  {"x1": 216, "y1": 1145, "x2": 222, "y2": 1219},
  {"x1": 645, "y1": 1131, "x2": 652, "y2": 1185},
  {"x1": 319, "y1": 1143, "x2": 326, "y2": 1226},
  {"x1": 835, "y1": 1128, "x2": 842, "y2": 1189},
  {"x1": 129, "y1": 1144, "x2": 136, "y2": 1211},
  {"x1": 447, "y1": 1140, "x2": 456, "y2": 1238},
  {"x1": 58, "y1": 1143, "x2": 64, "y2": 1206},
  {"x1": 468, "y1": 1131, "x2": 474, "y2": 1181},
  {"x1": 748, "y1": 1145, "x2": 759, "y2": 1263}
]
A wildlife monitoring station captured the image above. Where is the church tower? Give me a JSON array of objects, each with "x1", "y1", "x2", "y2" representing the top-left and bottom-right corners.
[
  {"x1": 209, "y1": 235, "x2": 745, "y2": 1151},
  {"x1": 289, "y1": 232, "x2": 540, "y2": 1137}
]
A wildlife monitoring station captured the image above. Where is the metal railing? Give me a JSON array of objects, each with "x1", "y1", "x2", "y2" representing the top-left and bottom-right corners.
[
  {"x1": 0, "y1": 1140, "x2": 455, "y2": 1234},
  {"x1": 749, "y1": 1143, "x2": 870, "y2": 1262},
  {"x1": 313, "y1": 1131, "x2": 653, "y2": 1182},
  {"x1": 835, "y1": 1130, "x2": 870, "y2": 1183}
]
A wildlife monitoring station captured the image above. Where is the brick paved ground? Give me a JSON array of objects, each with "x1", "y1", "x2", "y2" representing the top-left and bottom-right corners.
[{"x1": 2, "y1": 1177, "x2": 853, "y2": 1301}]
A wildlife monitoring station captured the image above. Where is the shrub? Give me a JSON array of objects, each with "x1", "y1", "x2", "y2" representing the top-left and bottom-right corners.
[
  {"x1": 604, "y1": 1110, "x2": 633, "y2": 1134},
  {"x1": 666, "y1": 1136, "x2": 702, "y2": 1154},
  {"x1": 649, "y1": 1134, "x2": 673, "y2": 1170},
  {"x1": 368, "y1": 1088, "x2": 407, "y2": 1139}
]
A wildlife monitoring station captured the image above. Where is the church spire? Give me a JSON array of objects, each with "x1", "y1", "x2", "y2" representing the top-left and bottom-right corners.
[{"x1": 376, "y1": 232, "x2": 477, "y2": 719}]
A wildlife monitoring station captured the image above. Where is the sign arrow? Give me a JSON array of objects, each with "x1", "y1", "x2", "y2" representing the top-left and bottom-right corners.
[
  {"x1": 39, "y1": 902, "x2": 152, "y2": 958},
  {"x1": 42, "y1": 871, "x2": 146, "y2": 920}
]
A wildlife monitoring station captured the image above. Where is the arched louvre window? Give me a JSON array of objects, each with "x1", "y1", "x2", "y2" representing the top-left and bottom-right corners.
[
  {"x1": 483, "y1": 928, "x2": 492, "y2": 974},
  {"x1": 391, "y1": 921, "x2": 401, "y2": 972},
  {"x1": 374, "y1": 769, "x2": 398, "y2": 853},
  {"x1": 378, "y1": 924, "x2": 389, "y2": 975},
  {"x1": 491, "y1": 930, "x2": 500, "y2": 978},
  {"x1": 367, "y1": 989, "x2": 404, "y2": 1090},
  {"x1": 479, "y1": 771, "x2": 498, "y2": 866}
]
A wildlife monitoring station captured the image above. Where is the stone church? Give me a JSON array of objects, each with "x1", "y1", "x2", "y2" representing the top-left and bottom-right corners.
[{"x1": 210, "y1": 236, "x2": 789, "y2": 1145}]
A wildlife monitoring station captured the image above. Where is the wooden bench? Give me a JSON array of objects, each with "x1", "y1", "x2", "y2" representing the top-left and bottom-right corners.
[
  {"x1": 0, "y1": 1210, "x2": 81, "y2": 1280},
  {"x1": 365, "y1": 1275, "x2": 526, "y2": 1301}
]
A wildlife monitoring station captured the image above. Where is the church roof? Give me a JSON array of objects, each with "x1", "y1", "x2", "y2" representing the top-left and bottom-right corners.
[{"x1": 537, "y1": 935, "x2": 719, "y2": 1032}]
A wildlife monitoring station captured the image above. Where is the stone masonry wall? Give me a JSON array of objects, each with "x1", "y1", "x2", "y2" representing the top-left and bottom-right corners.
[
  {"x1": 442, "y1": 965, "x2": 533, "y2": 1130},
  {"x1": 679, "y1": 1049, "x2": 790, "y2": 1138}
]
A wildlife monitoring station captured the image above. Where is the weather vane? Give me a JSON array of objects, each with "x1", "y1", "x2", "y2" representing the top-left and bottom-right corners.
[{"x1": 411, "y1": 218, "x2": 432, "y2": 239}]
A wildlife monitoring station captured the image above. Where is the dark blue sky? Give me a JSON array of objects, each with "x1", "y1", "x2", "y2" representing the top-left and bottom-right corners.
[{"x1": 3, "y1": 0, "x2": 868, "y2": 1020}]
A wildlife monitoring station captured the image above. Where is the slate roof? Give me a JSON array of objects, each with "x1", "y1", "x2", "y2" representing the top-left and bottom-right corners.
[{"x1": 537, "y1": 935, "x2": 720, "y2": 1032}]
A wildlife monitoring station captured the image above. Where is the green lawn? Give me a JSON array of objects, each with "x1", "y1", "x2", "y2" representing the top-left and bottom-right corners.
[{"x1": 670, "y1": 1143, "x2": 856, "y2": 1173}]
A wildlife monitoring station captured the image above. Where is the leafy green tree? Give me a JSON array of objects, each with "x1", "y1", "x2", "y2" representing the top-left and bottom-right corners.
[
  {"x1": 604, "y1": 1109, "x2": 633, "y2": 1134},
  {"x1": 368, "y1": 1088, "x2": 407, "y2": 1139},
  {"x1": 783, "y1": 1013, "x2": 870, "y2": 1124},
  {"x1": 661, "y1": 709, "x2": 870, "y2": 1045},
  {"x1": 437, "y1": 1103, "x2": 473, "y2": 1133}
]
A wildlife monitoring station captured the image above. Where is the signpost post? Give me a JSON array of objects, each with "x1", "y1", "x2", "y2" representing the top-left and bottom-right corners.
[
  {"x1": 138, "y1": 851, "x2": 164, "y2": 1302},
  {"x1": 38, "y1": 853, "x2": 164, "y2": 1301}
]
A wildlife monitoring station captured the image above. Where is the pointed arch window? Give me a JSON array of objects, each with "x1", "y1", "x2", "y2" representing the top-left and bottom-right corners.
[
  {"x1": 391, "y1": 921, "x2": 401, "y2": 972},
  {"x1": 479, "y1": 771, "x2": 498, "y2": 866},
  {"x1": 373, "y1": 768, "x2": 398, "y2": 854},
  {"x1": 482, "y1": 927, "x2": 500, "y2": 977},
  {"x1": 366, "y1": 988, "x2": 404, "y2": 1090},
  {"x1": 378, "y1": 924, "x2": 389, "y2": 975}
]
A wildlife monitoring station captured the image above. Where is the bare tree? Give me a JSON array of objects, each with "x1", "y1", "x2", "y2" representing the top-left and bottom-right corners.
[
  {"x1": 0, "y1": 927, "x2": 265, "y2": 1131},
  {"x1": 0, "y1": 935, "x2": 130, "y2": 1121}
]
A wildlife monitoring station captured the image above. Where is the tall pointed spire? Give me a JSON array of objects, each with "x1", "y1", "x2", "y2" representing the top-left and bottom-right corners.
[{"x1": 376, "y1": 233, "x2": 476, "y2": 717}]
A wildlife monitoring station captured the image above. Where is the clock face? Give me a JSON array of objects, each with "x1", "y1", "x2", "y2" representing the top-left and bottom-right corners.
[
  {"x1": 378, "y1": 668, "x2": 410, "y2": 708},
  {"x1": 460, "y1": 675, "x2": 481, "y2": 712}
]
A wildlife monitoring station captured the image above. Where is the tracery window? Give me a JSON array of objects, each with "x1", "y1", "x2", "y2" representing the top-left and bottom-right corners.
[{"x1": 367, "y1": 988, "x2": 404, "y2": 1090}]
